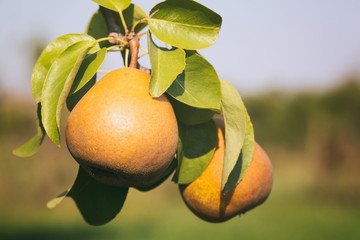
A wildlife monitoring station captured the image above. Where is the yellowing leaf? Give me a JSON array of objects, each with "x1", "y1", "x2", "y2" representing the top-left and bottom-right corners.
[{"x1": 91, "y1": 0, "x2": 131, "y2": 12}]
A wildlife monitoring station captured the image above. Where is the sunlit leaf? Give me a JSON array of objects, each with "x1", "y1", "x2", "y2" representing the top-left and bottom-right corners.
[
  {"x1": 136, "y1": 158, "x2": 177, "y2": 192},
  {"x1": 148, "y1": 31, "x2": 185, "y2": 97},
  {"x1": 91, "y1": 0, "x2": 131, "y2": 12},
  {"x1": 12, "y1": 103, "x2": 45, "y2": 157},
  {"x1": 47, "y1": 190, "x2": 69, "y2": 209},
  {"x1": 70, "y1": 48, "x2": 106, "y2": 95},
  {"x1": 47, "y1": 167, "x2": 128, "y2": 226},
  {"x1": 220, "y1": 80, "x2": 247, "y2": 193},
  {"x1": 31, "y1": 34, "x2": 96, "y2": 102},
  {"x1": 41, "y1": 40, "x2": 97, "y2": 145},
  {"x1": 148, "y1": 0, "x2": 222, "y2": 50},
  {"x1": 222, "y1": 108, "x2": 255, "y2": 194},
  {"x1": 66, "y1": 47, "x2": 106, "y2": 111},
  {"x1": 167, "y1": 51, "x2": 221, "y2": 110},
  {"x1": 169, "y1": 96, "x2": 215, "y2": 125},
  {"x1": 238, "y1": 109, "x2": 255, "y2": 181},
  {"x1": 174, "y1": 120, "x2": 217, "y2": 184}
]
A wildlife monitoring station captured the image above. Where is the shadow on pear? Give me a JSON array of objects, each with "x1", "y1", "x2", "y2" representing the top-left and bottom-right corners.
[{"x1": 179, "y1": 117, "x2": 273, "y2": 222}]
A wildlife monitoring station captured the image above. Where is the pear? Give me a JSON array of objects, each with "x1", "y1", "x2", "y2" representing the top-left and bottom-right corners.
[
  {"x1": 66, "y1": 68, "x2": 178, "y2": 187},
  {"x1": 179, "y1": 117, "x2": 273, "y2": 222}
]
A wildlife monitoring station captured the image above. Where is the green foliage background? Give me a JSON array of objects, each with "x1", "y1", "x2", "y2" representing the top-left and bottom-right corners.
[{"x1": 1, "y1": 77, "x2": 360, "y2": 239}]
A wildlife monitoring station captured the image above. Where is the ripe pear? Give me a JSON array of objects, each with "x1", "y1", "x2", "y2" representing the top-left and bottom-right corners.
[
  {"x1": 179, "y1": 117, "x2": 273, "y2": 222},
  {"x1": 66, "y1": 68, "x2": 178, "y2": 187}
]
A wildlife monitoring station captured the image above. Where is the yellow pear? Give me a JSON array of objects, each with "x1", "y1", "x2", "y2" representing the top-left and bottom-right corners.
[
  {"x1": 179, "y1": 117, "x2": 273, "y2": 222},
  {"x1": 66, "y1": 68, "x2": 178, "y2": 187}
]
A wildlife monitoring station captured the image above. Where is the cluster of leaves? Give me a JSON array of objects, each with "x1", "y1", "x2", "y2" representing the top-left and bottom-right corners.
[{"x1": 13, "y1": 0, "x2": 255, "y2": 225}]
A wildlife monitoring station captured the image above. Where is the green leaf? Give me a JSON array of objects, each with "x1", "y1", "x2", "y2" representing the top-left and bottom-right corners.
[
  {"x1": 168, "y1": 96, "x2": 215, "y2": 125},
  {"x1": 46, "y1": 190, "x2": 68, "y2": 209},
  {"x1": 86, "y1": 11, "x2": 110, "y2": 47},
  {"x1": 91, "y1": 0, "x2": 131, "y2": 12},
  {"x1": 136, "y1": 158, "x2": 177, "y2": 192},
  {"x1": 167, "y1": 51, "x2": 221, "y2": 111},
  {"x1": 148, "y1": 31, "x2": 185, "y2": 97},
  {"x1": 120, "y1": 4, "x2": 148, "y2": 33},
  {"x1": 66, "y1": 47, "x2": 106, "y2": 111},
  {"x1": 70, "y1": 48, "x2": 106, "y2": 95},
  {"x1": 174, "y1": 120, "x2": 218, "y2": 184},
  {"x1": 220, "y1": 80, "x2": 247, "y2": 192},
  {"x1": 148, "y1": 0, "x2": 222, "y2": 50},
  {"x1": 31, "y1": 34, "x2": 96, "y2": 103},
  {"x1": 86, "y1": 4, "x2": 148, "y2": 42},
  {"x1": 66, "y1": 75, "x2": 96, "y2": 112},
  {"x1": 239, "y1": 109, "x2": 255, "y2": 180},
  {"x1": 41, "y1": 40, "x2": 97, "y2": 145},
  {"x1": 47, "y1": 167, "x2": 128, "y2": 226},
  {"x1": 172, "y1": 132, "x2": 183, "y2": 183},
  {"x1": 12, "y1": 103, "x2": 45, "y2": 157},
  {"x1": 222, "y1": 109, "x2": 255, "y2": 194}
]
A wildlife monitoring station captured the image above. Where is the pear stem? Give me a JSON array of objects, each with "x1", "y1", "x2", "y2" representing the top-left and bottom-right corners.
[{"x1": 129, "y1": 33, "x2": 140, "y2": 69}]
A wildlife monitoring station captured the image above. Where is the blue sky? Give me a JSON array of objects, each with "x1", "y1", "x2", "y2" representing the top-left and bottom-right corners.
[{"x1": 1, "y1": 0, "x2": 360, "y2": 98}]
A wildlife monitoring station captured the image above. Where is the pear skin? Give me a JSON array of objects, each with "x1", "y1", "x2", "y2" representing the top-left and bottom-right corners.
[
  {"x1": 66, "y1": 68, "x2": 178, "y2": 187},
  {"x1": 179, "y1": 117, "x2": 273, "y2": 222}
]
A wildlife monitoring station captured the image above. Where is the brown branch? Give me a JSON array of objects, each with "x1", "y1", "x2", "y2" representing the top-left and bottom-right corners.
[{"x1": 98, "y1": 6, "x2": 151, "y2": 73}]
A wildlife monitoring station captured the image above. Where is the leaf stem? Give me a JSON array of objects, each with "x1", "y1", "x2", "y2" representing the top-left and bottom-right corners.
[
  {"x1": 106, "y1": 44, "x2": 125, "y2": 51},
  {"x1": 131, "y1": 18, "x2": 149, "y2": 33},
  {"x1": 97, "y1": 37, "x2": 128, "y2": 46},
  {"x1": 139, "y1": 46, "x2": 148, "y2": 54},
  {"x1": 108, "y1": 48, "x2": 126, "y2": 52},
  {"x1": 118, "y1": 10, "x2": 129, "y2": 34},
  {"x1": 138, "y1": 52, "x2": 148, "y2": 59}
]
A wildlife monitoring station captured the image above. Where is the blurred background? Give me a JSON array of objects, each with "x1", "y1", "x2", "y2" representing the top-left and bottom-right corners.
[{"x1": 1, "y1": 0, "x2": 360, "y2": 239}]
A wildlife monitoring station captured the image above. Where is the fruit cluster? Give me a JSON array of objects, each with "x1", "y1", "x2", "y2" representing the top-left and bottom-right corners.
[
  {"x1": 14, "y1": 0, "x2": 273, "y2": 225},
  {"x1": 66, "y1": 68, "x2": 273, "y2": 223}
]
